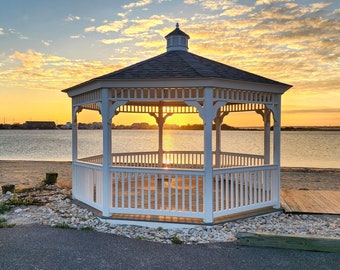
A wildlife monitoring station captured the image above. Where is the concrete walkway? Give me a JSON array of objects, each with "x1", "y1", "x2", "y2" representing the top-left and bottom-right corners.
[{"x1": 0, "y1": 225, "x2": 339, "y2": 270}]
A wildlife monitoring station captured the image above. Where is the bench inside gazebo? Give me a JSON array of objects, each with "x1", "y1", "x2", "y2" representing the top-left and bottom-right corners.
[{"x1": 63, "y1": 24, "x2": 292, "y2": 227}]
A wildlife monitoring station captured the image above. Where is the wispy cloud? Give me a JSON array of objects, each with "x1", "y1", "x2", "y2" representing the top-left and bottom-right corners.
[
  {"x1": 123, "y1": 16, "x2": 165, "y2": 36},
  {"x1": 70, "y1": 35, "x2": 84, "y2": 39},
  {"x1": 87, "y1": 19, "x2": 128, "y2": 33},
  {"x1": 65, "y1": 15, "x2": 81, "y2": 22},
  {"x1": 0, "y1": 50, "x2": 122, "y2": 90},
  {"x1": 100, "y1": 38, "x2": 133, "y2": 44},
  {"x1": 122, "y1": 0, "x2": 152, "y2": 9},
  {"x1": 41, "y1": 40, "x2": 52, "y2": 46},
  {"x1": 0, "y1": 27, "x2": 4, "y2": 35},
  {"x1": 220, "y1": 5, "x2": 254, "y2": 17}
]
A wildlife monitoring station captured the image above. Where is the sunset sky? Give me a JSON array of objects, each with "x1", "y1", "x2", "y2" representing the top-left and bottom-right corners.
[{"x1": 0, "y1": 0, "x2": 339, "y2": 127}]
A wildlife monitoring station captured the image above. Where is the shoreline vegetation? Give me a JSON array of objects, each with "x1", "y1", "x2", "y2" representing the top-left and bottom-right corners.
[
  {"x1": 1, "y1": 121, "x2": 340, "y2": 131},
  {"x1": 0, "y1": 160, "x2": 339, "y2": 191}
]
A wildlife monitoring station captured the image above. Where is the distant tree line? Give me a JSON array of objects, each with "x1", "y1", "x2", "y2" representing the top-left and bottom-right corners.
[{"x1": 1, "y1": 121, "x2": 339, "y2": 131}]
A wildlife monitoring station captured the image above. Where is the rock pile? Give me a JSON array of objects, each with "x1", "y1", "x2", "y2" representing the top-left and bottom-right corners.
[{"x1": 1, "y1": 186, "x2": 339, "y2": 244}]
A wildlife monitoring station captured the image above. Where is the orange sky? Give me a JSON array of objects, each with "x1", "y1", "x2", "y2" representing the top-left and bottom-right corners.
[{"x1": 1, "y1": 0, "x2": 339, "y2": 127}]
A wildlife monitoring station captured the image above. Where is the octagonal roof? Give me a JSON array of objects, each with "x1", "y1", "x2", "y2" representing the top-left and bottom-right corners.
[{"x1": 63, "y1": 25, "x2": 291, "y2": 95}]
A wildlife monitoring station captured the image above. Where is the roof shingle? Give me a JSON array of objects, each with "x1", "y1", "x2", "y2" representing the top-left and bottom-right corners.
[{"x1": 98, "y1": 50, "x2": 288, "y2": 86}]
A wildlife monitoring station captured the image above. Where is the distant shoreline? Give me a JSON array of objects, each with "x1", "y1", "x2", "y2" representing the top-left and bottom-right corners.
[{"x1": 1, "y1": 124, "x2": 340, "y2": 131}]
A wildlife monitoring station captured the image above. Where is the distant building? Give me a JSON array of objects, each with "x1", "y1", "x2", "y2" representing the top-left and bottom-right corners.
[{"x1": 23, "y1": 121, "x2": 56, "y2": 129}]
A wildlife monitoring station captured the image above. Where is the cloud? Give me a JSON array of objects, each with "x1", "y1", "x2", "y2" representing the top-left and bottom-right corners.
[
  {"x1": 100, "y1": 38, "x2": 133, "y2": 44},
  {"x1": 255, "y1": 0, "x2": 288, "y2": 6},
  {"x1": 10, "y1": 50, "x2": 44, "y2": 69},
  {"x1": 42, "y1": 40, "x2": 52, "y2": 46},
  {"x1": 94, "y1": 19, "x2": 128, "y2": 33},
  {"x1": 184, "y1": 0, "x2": 238, "y2": 10},
  {"x1": 70, "y1": 35, "x2": 84, "y2": 39},
  {"x1": 84, "y1": 26, "x2": 96, "y2": 32},
  {"x1": 221, "y1": 5, "x2": 254, "y2": 17},
  {"x1": 65, "y1": 15, "x2": 81, "y2": 22},
  {"x1": 122, "y1": 0, "x2": 152, "y2": 9},
  {"x1": 0, "y1": 27, "x2": 4, "y2": 35},
  {"x1": 1, "y1": 50, "x2": 123, "y2": 90},
  {"x1": 123, "y1": 15, "x2": 169, "y2": 37}
]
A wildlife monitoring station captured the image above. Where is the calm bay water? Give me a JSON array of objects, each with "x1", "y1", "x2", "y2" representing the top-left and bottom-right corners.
[{"x1": 0, "y1": 129, "x2": 339, "y2": 168}]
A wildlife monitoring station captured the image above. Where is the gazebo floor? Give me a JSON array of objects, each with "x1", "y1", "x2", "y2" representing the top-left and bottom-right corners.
[
  {"x1": 108, "y1": 206, "x2": 278, "y2": 226},
  {"x1": 74, "y1": 198, "x2": 277, "y2": 226},
  {"x1": 74, "y1": 189, "x2": 340, "y2": 227}
]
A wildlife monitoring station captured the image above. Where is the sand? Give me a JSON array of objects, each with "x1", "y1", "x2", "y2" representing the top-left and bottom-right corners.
[{"x1": 1, "y1": 160, "x2": 340, "y2": 191}]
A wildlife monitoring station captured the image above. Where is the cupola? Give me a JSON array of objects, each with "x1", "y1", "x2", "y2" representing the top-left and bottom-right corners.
[{"x1": 165, "y1": 23, "x2": 190, "y2": 52}]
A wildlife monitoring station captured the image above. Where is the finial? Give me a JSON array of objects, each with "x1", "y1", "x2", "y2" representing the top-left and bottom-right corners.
[{"x1": 176, "y1": 22, "x2": 179, "y2": 28}]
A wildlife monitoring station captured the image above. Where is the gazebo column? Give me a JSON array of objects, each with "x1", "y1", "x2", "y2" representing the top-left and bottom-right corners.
[
  {"x1": 214, "y1": 109, "x2": 229, "y2": 168},
  {"x1": 272, "y1": 96, "x2": 282, "y2": 209},
  {"x1": 187, "y1": 89, "x2": 225, "y2": 223},
  {"x1": 256, "y1": 108, "x2": 271, "y2": 164},
  {"x1": 203, "y1": 88, "x2": 214, "y2": 223},
  {"x1": 101, "y1": 88, "x2": 113, "y2": 217},
  {"x1": 71, "y1": 105, "x2": 82, "y2": 162},
  {"x1": 150, "y1": 104, "x2": 172, "y2": 167},
  {"x1": 71, "y1": 105, "x2": 82, "y2": 195}
]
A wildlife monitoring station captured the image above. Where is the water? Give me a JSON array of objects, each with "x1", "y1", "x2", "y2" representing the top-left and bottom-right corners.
[{"x1": 0, "y1": 129, "x2": 339, "y2": 168}]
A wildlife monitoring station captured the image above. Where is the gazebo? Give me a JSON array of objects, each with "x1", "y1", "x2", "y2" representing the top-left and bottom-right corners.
[{"x1": 63, "y1": 24, "x2": 292, "y2": 227}]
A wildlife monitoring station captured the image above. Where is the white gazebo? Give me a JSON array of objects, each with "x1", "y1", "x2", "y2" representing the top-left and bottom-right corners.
[{"x1": 63, "y1": 24, "x2": 292, "y2": 227}]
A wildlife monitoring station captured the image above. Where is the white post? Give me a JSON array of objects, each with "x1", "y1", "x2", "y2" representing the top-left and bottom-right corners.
[
  {"x1": 71, "y1": 105, "x2": 79, "y2": 198},
  {"x1": 214, "y1": 110, "x2": 229, "y2": 168},
  {"x1": 264, "y1": 108, "x2": 271, "y2": 164},
  {"x1": 273, "y1": 96, "x2": 281, "y2": 208},
  {"x1": 150, "y1": 106, "x2": 172, "y2": 168},
  {"x1": 101, "y1": 88, "x2": 112, "y2": 216},
  {"x1": 214, "y1": 110, "x2": 221, "y2": 168},
  {"x1": 203, "y1": 87, "x2": 214, "y2": 223},
  {"x1": 71, "y1": 105, "x2": 79, "y2": 162},
  {"x1": 158, "y1": 105, "x2": 164, "y2": 167}
]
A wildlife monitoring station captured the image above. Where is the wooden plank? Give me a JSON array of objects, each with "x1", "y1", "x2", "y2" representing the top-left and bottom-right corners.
[
  {"x1": 280, "y1": 190, "x2": 340, "y2": 214},
  {"x1": 236, "y1": 232, "x2": 340, "y2": 253}
]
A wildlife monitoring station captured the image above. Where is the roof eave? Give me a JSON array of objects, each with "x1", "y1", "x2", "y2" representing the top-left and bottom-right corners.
[{"x1": 62, "y1": 77, "x2": 292, "y2": 97}]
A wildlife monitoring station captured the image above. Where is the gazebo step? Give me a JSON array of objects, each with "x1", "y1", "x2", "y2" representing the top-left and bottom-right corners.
[
  {"x1": 213, "y1": 207, "x2": 280, "y2": 224},
  {"x1": 108, "y1": 213, "x2": 205, "y2": 225}
]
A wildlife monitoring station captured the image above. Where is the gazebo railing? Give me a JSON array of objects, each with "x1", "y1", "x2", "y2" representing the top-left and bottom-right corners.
[
  {"x1": 109, "y1": 167, "x2": 205, "y2": 218},
  {"x1": 72, "y1": 162, "x2": 104, "y2": 211},
  {"x1": 79, "y1": 151, "x2": 264, "y2": 168},
  {"x1": 71, "y1": 161, "x2": 279, "y2": 222},
  {"x1": 219, "y1": 152, "x2": 264, "y2": 167},
  {"x1": 213, "y1": 165, "x2": 279, "y2": 218}
]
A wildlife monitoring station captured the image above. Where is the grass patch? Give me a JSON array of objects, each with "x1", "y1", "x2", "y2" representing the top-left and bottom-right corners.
[
  {"x1": 170, "y1": 236, "x2": 183, "y2": 244},
  {"x1": 6, "y1": 196, "x2": 34, "y2": 206},
  {"x1": 0, "y1": 217, "x2": 15, "y2": 228},
  {"x1": 54, "y1": 222, "x2": 72, "y2": 229},
  {"x1": 80, "y1": 226, "x2": 94, "y2": 231},
  {"x1": 0, "y1": 217, "x2": 7, "y2": 223},
  {"x1": 0, "y1": 203, "x2": 11, "y2": 214}
]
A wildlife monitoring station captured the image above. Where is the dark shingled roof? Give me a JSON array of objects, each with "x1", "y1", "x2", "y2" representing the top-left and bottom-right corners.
[{"x1": 98, "y1": 50, "x2": 288, "y2": 86}]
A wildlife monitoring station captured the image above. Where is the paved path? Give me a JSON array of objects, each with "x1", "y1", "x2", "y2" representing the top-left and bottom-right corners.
[{"x1": 1, "y1": 225, "x2": 339, "y2": 270}]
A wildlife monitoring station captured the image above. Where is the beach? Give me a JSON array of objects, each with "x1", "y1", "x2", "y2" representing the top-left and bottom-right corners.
[{"x1": 1, "y1": 160, "x2": 339, "y2": 191}]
